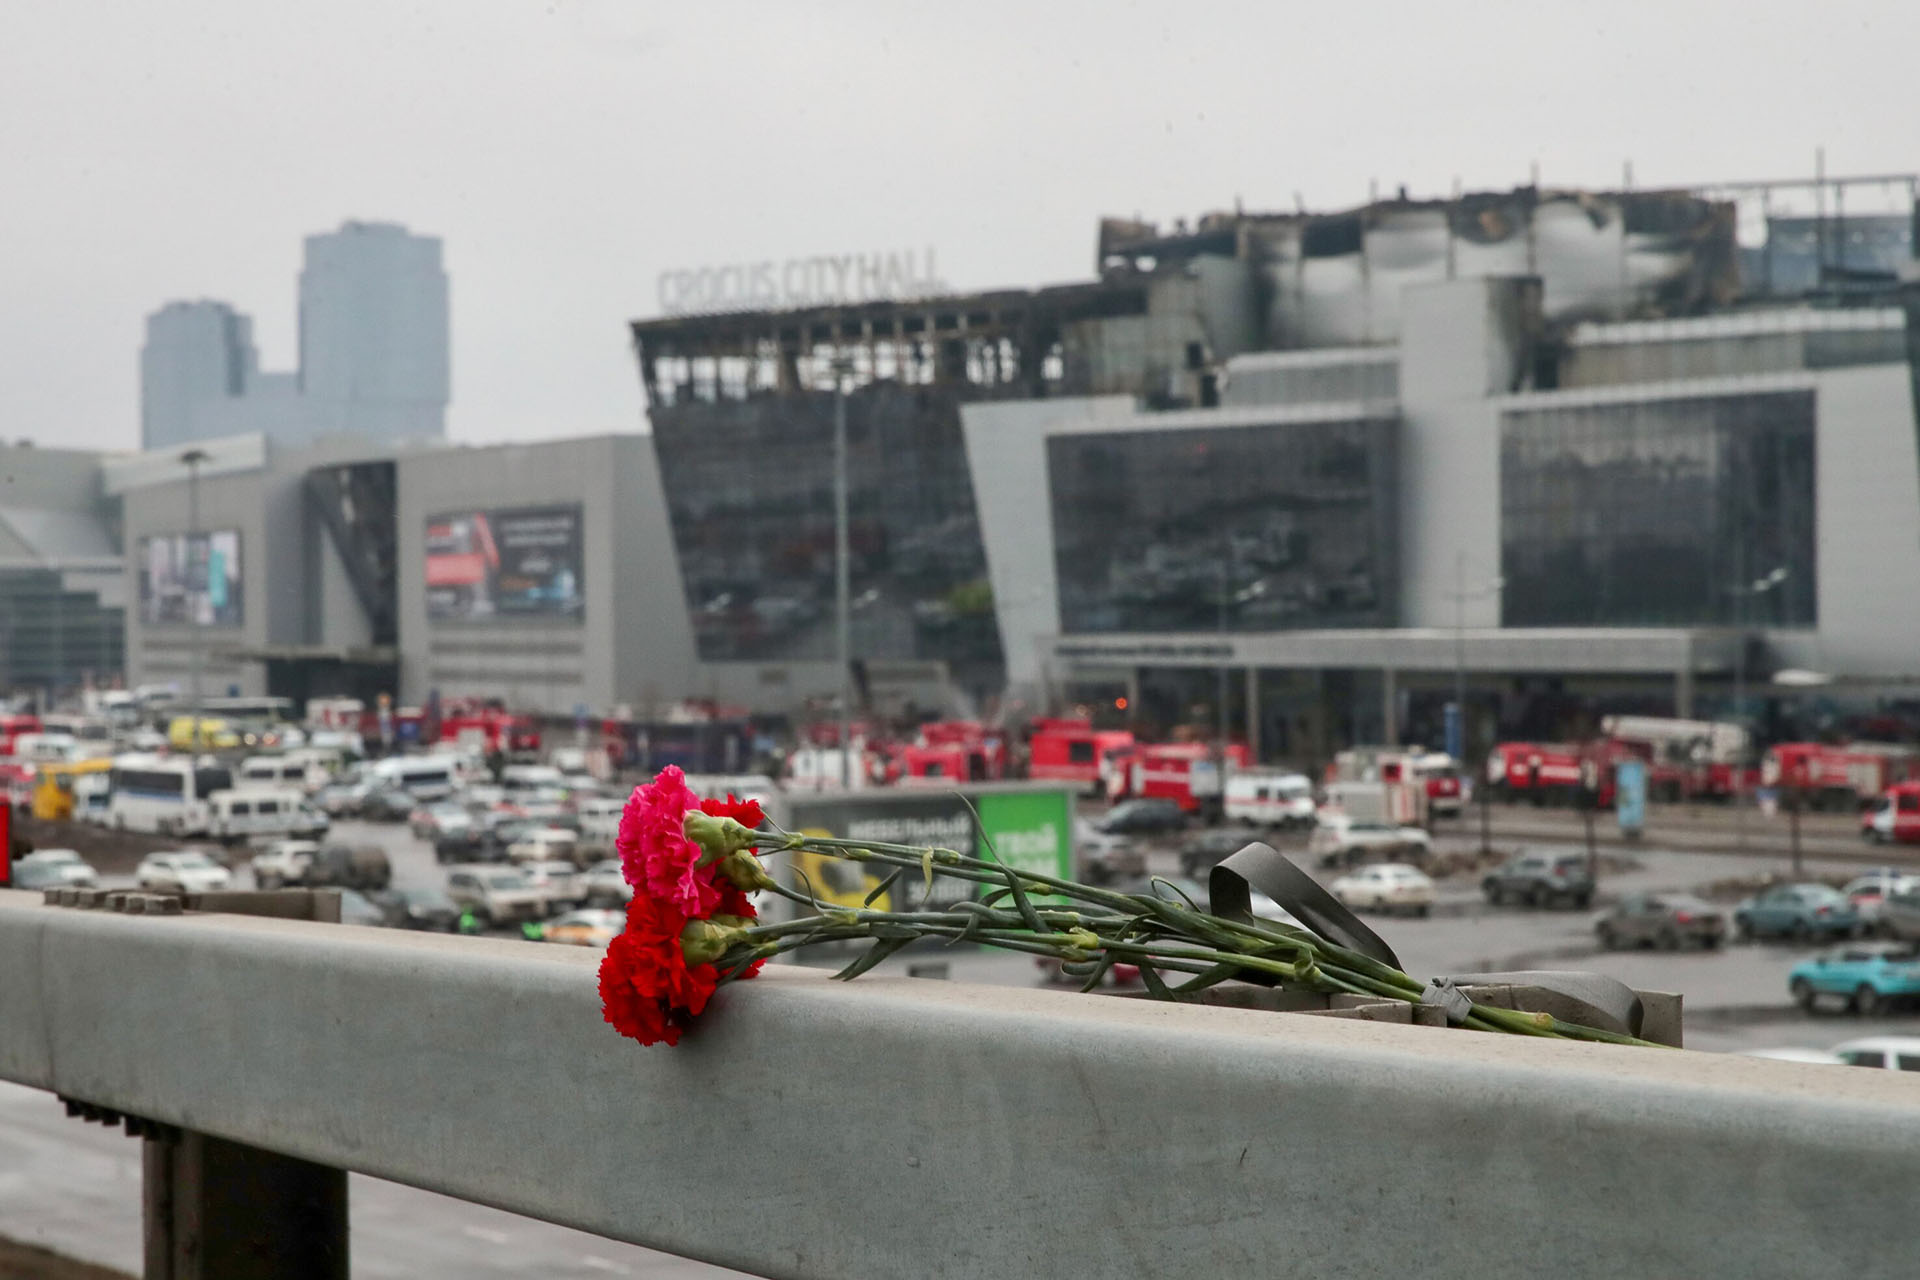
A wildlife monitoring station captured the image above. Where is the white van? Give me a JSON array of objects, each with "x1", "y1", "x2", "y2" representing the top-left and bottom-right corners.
[
  {"x1": 506, "y1": 826, "x2": 582, "y2": 867},
  {"x1": 207, "y1": 787, "x2": 329, "y2": 842},
  {"x1": 1224, "y1": 770, "x2": 1317, "y2": 830},
  {"x1": 576, "y1": 796, "x2": 626, "y2": 853},
  {"x1": 236, "y1": 754, "x2": 327, "y2": 793},
  {"x1": 364, "y1": 754, "x2": 463, "y2": 801}
]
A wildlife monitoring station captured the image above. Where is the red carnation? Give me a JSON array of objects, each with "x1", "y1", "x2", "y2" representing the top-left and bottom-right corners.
[
  {"x1": 616, "y1": 766, "x2": 720, "y2": 917},
  {"x1": 713, "y1": 881, "x2": 766, "y2": 980},
  {"x1": 598, "y1": 896, "x2": 720, "y2": 1047},
  {"x1": 700, "y1": 793, "x2": 766, "y2": 831}
]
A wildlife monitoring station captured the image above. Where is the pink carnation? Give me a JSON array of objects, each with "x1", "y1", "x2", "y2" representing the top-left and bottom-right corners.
[{"x1": 615, "y1": 766, "x2": 720, "y2": 917}]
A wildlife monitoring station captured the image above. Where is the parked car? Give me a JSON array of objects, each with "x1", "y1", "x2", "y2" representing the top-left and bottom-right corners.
[
  {"x1": 506, "y1": 826, "x2": 582, "y2": 867},
  {"x1": 10, "y1": 848, "x2": 98, "y2": 890},
  {"x1": 360, "y1": 787, "x2": 417, "y2": 823},
  {"x1": 1880, "y1": 889, "x2": 1920, "y2": 942},
  {"x1": 1827, "y1": 1036, "x2": 1920, "y2": 1069},
  {"x1": 1178, "y1": 828, "x2": 1254, "y2": 878},
  {"x1": 1596, "y1": 894, "x2": 1727, "y2": 951},
  {"x1": 445, "y1": 866, "x2": 546, "y2": 927},
  {"x1": 314, "y1": 778, "x2": 373, "y2": 817},
  {"x1": 1842, "y1": 872, "x2": 1920, "y2": 932},
  {"x1": 543, "y1": 907, "x2": 625, "y2": 948},
  {"x1": 1740, "y1": 1046, "x2": 1848, "y2": 1066},
  {"x1": 370, "y1": 886, "x2": 461, "y2": 932},
  {"x1": 1734, "y1": 883, "x2": 1861, "y2": 943},
  {"x1": 1093, "y1": 799, "x2": 1188, "y2": 836},
  {"x1": 1311, "y1": 815, "x2": 1432, "y2": 870},
  {"x1": 583, "y1": 858, "x2": 633, "y2": 907},
  {"x1": 410, "y1": 802, "x2": 473, "y2": 842},
  {"x1": 303, "y1": 844, "x2": 392, "y2": 892},
  {"x1": 1480, "y1": 851, "x2": 1594, "y2": 909},
  {"x1": 1788, "y1": 944, "x2": 1920, "y2": 1015},
  {"x1": 135, "y1": 850, "x2": 232, "y2": 893},
  {"x1": 1329, "y1": 864, "x2": 1435, "y2": 916},
  {"x1": 250, "y1": 839, "x2": 321, "y2": 889},
  {"x1": 338, "y1": 888, "x2": 389, "y2": 927},
  {"x1": 519, "y1": 859, "x2": 587, "y2": 912}
]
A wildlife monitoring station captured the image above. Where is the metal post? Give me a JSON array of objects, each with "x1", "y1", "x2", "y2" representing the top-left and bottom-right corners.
[
  {"x1": 1789, "y1": 785, "x2": 1804, "y2": 877},
  {"x1": 1453, "y1": 551, "x2": 1467, "y2": 762},
  {"x1": 181, "y1": 448, "x2": 209, "y2": 753},
  {"x1": 145, "y1": 1128, "x2": 347, "y2": 1279},
  {"x1": 1732, "y1": 580, "x2": 1746, "y2": 853},
  {"x1": 833, "y1": 367, "x2": 852, "y2": 788}
]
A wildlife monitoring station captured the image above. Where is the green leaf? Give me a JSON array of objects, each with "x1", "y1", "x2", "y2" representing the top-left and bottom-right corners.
[
  {"x1": 864, "y1": 867, "x2": 906, "y2": 907},
  {"x1": 1137, "y1": 963, "x2": 1172, "y2": 999},
  {"x1": 1076, "y1": 954, "x2": 1117, "y2": 993},
  {"x1": 978, "y1": 887, "x2": 1012, "y2": 908},
  {"x1": 1002, "y1": 864, "x2": 1046, "y2": 933},
  {"x1": 832, "y1": 936, "x2": 914, "y2": 981},
  {"x1": 1171, "y1": 962, "x2": 1242, "y2": 995},
  {"x1": 919, "y1": 849, "x2": 936, "y2": 907},
  {"x1": 866, "y1": 922, "x2": 919, "y2": 940}
]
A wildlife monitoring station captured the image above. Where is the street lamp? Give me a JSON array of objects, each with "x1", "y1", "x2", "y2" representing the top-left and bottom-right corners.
[
  {"x1": 1445, "y1": 552, "x2": 1504, "y2": 853},
  {"x1": 1728, "y1": 565, "x2": 1790, "y2": 852},
  {"x1": 179, "y1": 447, "x2": 211, "y2": 752},
  {"x1": 830, "y1": 357, "x2": 854, "y2": 788}
]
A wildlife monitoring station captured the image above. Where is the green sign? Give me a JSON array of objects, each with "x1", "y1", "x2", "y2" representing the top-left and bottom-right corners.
[{"x1": 975, "y1": 791, "x2": 1073, "y2": 901}]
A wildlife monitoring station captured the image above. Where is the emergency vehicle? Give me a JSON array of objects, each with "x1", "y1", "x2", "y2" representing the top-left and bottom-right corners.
[
  {"x1": 1027, "y1": 719, "x2": 1134, "y2": 795},
  {"x1": 0, "y1": 714, "x2": 42, "y2": 759},
  {"x1": 1765, "y1": 742, "x2": 1920, "y2": 810},
  {"x1": 1861, "y1": 782, "x2": 1920, "y2": 844},
  {"x1": 1600, "y1": 715, "x2": 1748, "y2": 802},
  {"x1": 1125, "y1": 741, "x2": 1253, "y2": 815}
]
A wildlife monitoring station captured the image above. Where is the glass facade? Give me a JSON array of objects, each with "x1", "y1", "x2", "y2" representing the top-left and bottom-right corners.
[
  {"x1": 0, "y1": 569, "x2": 125, "y2": 692},
  {"x1": 1047, "y1": 417, "x2": 1399, "y2": 633},
  {"x1": 1501, "y1": 390, "x2": 1817, "y2": 627},
  {"x1": 651, "y1": 384, "x2": 1001, "y2": 672}
]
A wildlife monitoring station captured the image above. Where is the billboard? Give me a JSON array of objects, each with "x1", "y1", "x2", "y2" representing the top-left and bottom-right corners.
[
  {"x1": 425, "y1": 505, "x2": 584, "y2": 622},
  {"x1": 783, "y1": 788, "x2": 1073, "y2": 914},
  {"x1": 138, "y1": 530, "x2": 243, "y2": 627}
]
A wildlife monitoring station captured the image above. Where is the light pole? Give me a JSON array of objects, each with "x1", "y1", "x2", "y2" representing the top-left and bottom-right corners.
[
  {"x1": 831, "y1": 358, "x2": 853, "y2": 788},
  {"x1": 1446, "y1": 552, "x2": 1503, "y2": 851},
  {"x1": 180, "y1": 448, "x2": 210, "y2": 753},
  {"x1": 1728, "y1": 565, "x2": 1790, "y2": 852}
]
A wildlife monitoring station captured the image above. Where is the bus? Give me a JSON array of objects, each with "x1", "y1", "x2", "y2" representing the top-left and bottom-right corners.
[
  {"x1": 106, "y1": 754, "x2": 235, "y2": 836},
  {"x1": 198, "y1": 697, "x2": 300, "y2": 745}
]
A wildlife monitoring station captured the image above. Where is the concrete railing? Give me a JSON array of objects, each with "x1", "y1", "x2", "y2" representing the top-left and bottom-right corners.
[{"x1": 3, "y1": 886, "x2": 1919, "y2": 1279}]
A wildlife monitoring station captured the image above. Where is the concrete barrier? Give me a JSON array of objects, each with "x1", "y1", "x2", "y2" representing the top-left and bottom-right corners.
[{"x1": 3, "y1": 886, "x2": 1919, "y2": 1279}]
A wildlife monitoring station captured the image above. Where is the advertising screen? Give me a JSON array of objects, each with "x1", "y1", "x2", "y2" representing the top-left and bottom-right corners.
[
  {"x1": 138, "y1": 530, "x2": 243, "y2": 627},
  {"x1": 425, "y1": 505, "x2": 584, "y2": 622}
]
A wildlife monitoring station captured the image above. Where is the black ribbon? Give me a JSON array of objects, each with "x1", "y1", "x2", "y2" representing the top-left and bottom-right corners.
[{"x1": 1207, "y1": 842, "x2": 1645, "y2": 1038}]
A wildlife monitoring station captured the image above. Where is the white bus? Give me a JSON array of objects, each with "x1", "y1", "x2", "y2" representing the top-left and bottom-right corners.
[
  {"x1": 235, "y1": 753, "x2": 332, "y2": 792},
  {"x1": 106, "y1": 754, "x2": 234, "y2": 837}
]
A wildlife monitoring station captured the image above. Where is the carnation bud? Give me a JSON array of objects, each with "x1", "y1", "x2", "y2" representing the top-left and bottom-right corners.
[
  {"x1": 717, "y1": 849, "x2": 776, "y2": 892},
  {"x1": 1062, "y1": 927, "x2": 1101, "y2": 955},
  {"x1": 679, "y1": 918, "x2": 748, "y2": 967},
  {"x1": 684, "y1": 811, "x2": 756, "y2": 865}
]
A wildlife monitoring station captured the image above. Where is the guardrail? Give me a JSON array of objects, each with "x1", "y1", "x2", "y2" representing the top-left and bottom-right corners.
[{"x1": 3, "y1": 886, "x2": 1919, "y2": 1279}]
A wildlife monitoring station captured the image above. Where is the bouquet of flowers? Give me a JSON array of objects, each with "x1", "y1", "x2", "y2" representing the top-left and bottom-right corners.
[{"x1": 598, "y1": 767, "x2": 1659, "y2": 1048}]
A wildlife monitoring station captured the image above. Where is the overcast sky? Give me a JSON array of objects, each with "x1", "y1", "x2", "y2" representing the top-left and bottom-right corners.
[{"x1": 3, "y1": 0, "x2": 1914, "y2": 452}]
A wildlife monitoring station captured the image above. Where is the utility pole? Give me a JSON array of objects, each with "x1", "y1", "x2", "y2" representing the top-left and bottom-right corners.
[
  {"x1": 180, "y1": 448, "x2": 210, "y2": 753},
  {"x1": 832, "y1": 359, "x2": 853, "y2": 788},
  {"x1": 1729, "y1": 566, "x2": 1789, "y2": 853},
  {"x1": 1448, "y1": 551, "x2": 1503, "y2": 853}
]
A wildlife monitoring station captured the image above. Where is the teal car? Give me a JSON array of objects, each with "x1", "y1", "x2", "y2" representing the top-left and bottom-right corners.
[{"x1": 1788, "y1": 943, "x2": 1920, "y2": 1015}]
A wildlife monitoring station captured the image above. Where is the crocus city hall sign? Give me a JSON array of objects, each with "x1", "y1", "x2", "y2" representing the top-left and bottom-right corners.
[{"x1": 656, "y1": 247, "x2": 945, "y2": 317}]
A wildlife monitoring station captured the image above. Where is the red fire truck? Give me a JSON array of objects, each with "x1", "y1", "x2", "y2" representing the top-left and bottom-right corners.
[
  {"x1": 1028, "y1": 719, "x2": 1135, "y2": 795},
  {"x1": 1764, "y1": 742, "x2": 1920, "y2": 810},
  {"x1": 0, "y1": 714, "x2": 42, "y2": 760},
  {"x1": 1600, "y1": 715, "x2": 1748, "y2": 802},
  {"x1": 1486, "y1": 741, "x2": 1624, "y2": 808},
  {"x1": 1124, "y1": 741, "x2": 1253, "y2": 814},
  {"x1": 440, "y1": 705, "x2": 541, "y2": 756}
]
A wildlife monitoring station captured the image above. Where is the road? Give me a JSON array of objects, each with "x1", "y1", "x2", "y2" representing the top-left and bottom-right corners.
[{"x1": 11, "y1": 815, "x2": 1920, "y2": 1273}]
